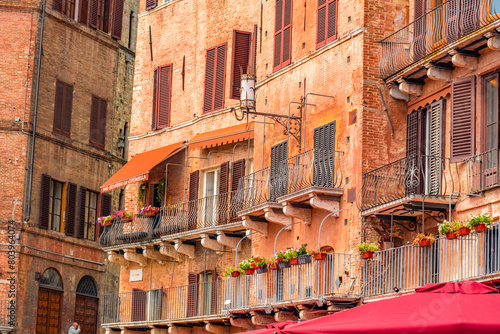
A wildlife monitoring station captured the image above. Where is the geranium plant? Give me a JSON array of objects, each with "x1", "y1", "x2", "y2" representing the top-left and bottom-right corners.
[
  {"x1": 296, "y1": 244, "x2": 308, "y2": 256},
  {"x1": 438, "y1": 220, "x2": 460, "y2": 236},
  {"x1": 141, "y1": 205, "x2": 159, "y2": 215},
  {"x1": 275, "y1": 250, "x2": 290, "y2": 262},
  {"x1": 239, "y1": 258, "x2": 255, "y2": 270},
  {"x1": 116, "y1": 210, "x2": 134, "y2": 220},
  {"x1": 221, "y1": 265, "x2": 243, "y2": 278},
  {"x1": 467, "y1": 212, "x2": 492, "y2": 232},
  {"x1": 96, "y1": 215, "x2": 116, "y2": 226},
  {"x1": 254, "y1": 256, "x2": 266, "y2": 268}
]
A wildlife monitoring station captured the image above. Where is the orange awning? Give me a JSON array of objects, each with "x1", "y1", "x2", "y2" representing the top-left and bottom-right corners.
[
  {"x1": 188, "y1": 122, "x2": 254, "y2": 151},
  {"x1": 100, "y1": 141, "x2": 185, "y2": 193}
]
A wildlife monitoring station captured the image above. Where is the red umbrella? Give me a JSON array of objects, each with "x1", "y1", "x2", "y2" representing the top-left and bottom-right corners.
[
  {"x1": 277, "y1": 281, "x2": 500, "y2": 334},
  {"x1": 237, "y1": 320, "x2": 298, "y2": 334}
]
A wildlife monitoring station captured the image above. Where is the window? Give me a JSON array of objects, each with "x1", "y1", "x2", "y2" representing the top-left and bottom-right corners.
[
  {"x1": 53, "y1": 0, "x2": 76, "y2": 18},
  {"x1": 230, "y1": 31, "x2": 251, "y2": 99},
  {"x1": 152, "y1": 65, "x2": 172, "y2": 130},
  {"x1": 197, "y1": 272, "x2": 213, "y2": 316},
  {"x1": 82, "y1": 190, "x2": 98, "y2": 240},
  {"x1": 203, "y1": 44, "x2": 227, "y2": 113},
  {"x1": 484, "y1": 73, "x2": 499, "y2": 154},
  {"x1": 316, "y1": 0, "x2": 338, "y2": 49},
  {"x1": 90, "y1": 96, "x2": 107, "y2": 148},
  {"x1": 40, "y1": 175, "x2": 77, "y2": 235},
  {"x1": 88, "y1": 0, "x2": 111, "y2": 32},
  {"x1": 146, "y1": 0, "x2": 157, "y2": 10},
  {"x1": 49, "y1": 180, "x2": 64, "y2": 232},
  {"x1": 451, "y1": 76, "x2": 475, "y2": 161},
  {"x1": 270, "y1": 141, "x2": 288, "y2": 200},
  {"x1": 54, "y1": 80, "x2": 73, "y2": 136},
  {"x1": 202, "y1": 169, "x2": 219, "y2": 225},
  {"x1": 313, "y1": 121, "x2": 336, "y2": 187},
  {"x1": 273, "y1": 0, "x2": 292, "y2": 71}
]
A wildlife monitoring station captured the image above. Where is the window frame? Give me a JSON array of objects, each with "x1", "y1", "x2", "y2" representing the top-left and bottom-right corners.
[
  {"x1": 152, "y1": 64, "x2": 173, "y2": 130},
  {"x1": 53, "y1": 80, "x2": 73, "y2": 137},
  {"x1": 203, "y1": 43, "x2": 227, "y2": 114},
  {"x1": 273, "y1": 0, "x2": 293, "y2": 72},
  {"x1": 89, "y1": 95, "x2": 107, "y2": 149},
  {"x1": 482, "y1": 71, "x2": 500, "y2": 154},
  {"x1": 316, "y1": 0, "x2": 338, "y2": 50},
  {"x1": 230, "y1": 30, "x2": 252, "y2": 100},
  {"x1": 49, "y1": 179, "x2": 65, "y2": 232},
  {"x1": 83, "y1": 190, "x2": 99, "y2": 241}
]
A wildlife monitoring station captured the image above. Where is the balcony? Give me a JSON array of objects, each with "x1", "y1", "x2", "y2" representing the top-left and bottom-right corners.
[
  {"x1": 99, "y1": 191, "x2": 242, "y2": 249},
  {"x1": 468, "y1": 149, "x2": 500, "y2": 193},
  {"x1": 360, "y1": 155, "x2": 459, "y2": 214},
  {"x1": 380, "y1": 0, "x2": 500, "y2": 80},
  {"x1": 102, "y1": 253, "x2": 360, "y2": 326},
  {"x1": 363, "y1": 222, "x2": 500, "y2": 297}
]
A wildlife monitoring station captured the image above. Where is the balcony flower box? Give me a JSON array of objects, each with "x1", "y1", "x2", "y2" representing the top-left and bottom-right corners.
[
  {"x1": 141, "y1": 205, "x2": 159, "y2": 217},
  {"x1": 256, "y1": 265, "x2": 268, "y2": 274},
  {"x1": 419, "y1": 239, "x2": 431, "y2": 247},
  {"x1": 269, "y1": 263, "x2": 279, "y2": 270},
  {"x1": 361, "y1": 251, "x2": 374, "y2": 259},
  {"x1": 467, "y1": 212, "x2": 492, "y2": 233},
  {"x1": 438, "y1": 220, "x2": 460, "y2": 240},
  {"x1": 221, "y1": 265, "x2": 243, "y2": 279},
  {"x1": 298, "y1": 254, "x2": 312, "y2": 264},
  {"x1": 116, "y1": 211, "x2": 134, "y2": 222},
  {"x1": 231, "y1": 271, "x2": 241, "y2": 277},
  {"x1": 446, "y1": 232, "x2": 457, "y2": 240},
  {"x1": 244, "y1": 269, "x2": 255, "y2": 275},
  {"x1": 290, "y1": 258, "x2": 299, "y2": 266},
  {"x1": 413, "y1": 233, "x2": 435, "y2": 247},
  {"x1": 474, "y1": 223, "x2": 487, "y2": 232},
  {"x1": 96, "y1": 215, "x2": 116, "y2": 226},
  {"x1": 458, "y1": 227, "x2": 471, "y2": 236},
  {"x1": 358, "y1": 242, "x2": 378, "y2": 260},
  {"x1": 278, "y1": 260, "x2": 291, "y2": 269},
  {"x1": 313, "y1": 253, "x2": 327, "y2": 260}
]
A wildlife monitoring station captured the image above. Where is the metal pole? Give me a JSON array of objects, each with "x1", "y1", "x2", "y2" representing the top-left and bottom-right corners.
[
  {"x1": 274, "y1": 222, "x2": 303, "y2": 255},
  {"x1": 390, "y1": 211, "x2": 394, "y2": 249},
  {"x1": 318, "y1": 208, "x2": 349, "y2": 251},
  {"x1": 234, "y1": 231, "x2": 257, "y2": 266},
  {"x1": 448, "y1": 192, "x2": 483, "y2": 222}
]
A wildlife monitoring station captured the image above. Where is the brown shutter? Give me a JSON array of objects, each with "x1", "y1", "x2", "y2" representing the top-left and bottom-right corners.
[
  {"x1": 53, "y1": 0, "x2": 63, "y2": 11},
  {"x1": 96, "y1": 193, "x2": 112, "y2": 240},
  {"x1": 203, "y1": 48, "x2": 216, "y2": 113},
  {"x1": 157, "y1": 65, "x2": 172, "y2": 128},
  {"x1": 146, "y1": 0, "x2": 157, "y2": 10},
  {"x1": 211, "y1": 269, "x2": 218, "y2": 315},
  {"x1": 65, "y1": 182, "x2": 78, "y2": 237},
  {"x1": 187, "y1": 273, "x2": 198, "y2": 317},
  {"x1": 131, "y1": 289, "x2": 146, "y2": 321},
  {"x1": 282, "y1": 0, "x2": 292, "y2": 66},
  {"x1": 39, "y1": 174, "x2": 52, "y2": 230},
  {"x1": 326, "y1": 0, "x2": 337, "y2": 42},
  {"x1": 89, "y1": 0, "x2": 99, "y2": 28},
  {"x1": 98, "y1": 99, "x2": 107, "y2": 146},
  {"x1": 231, "y1": 159, "x2": 246, "y2": 192},
  {"x1": 313, "y1": 121, "x2": 336, "y2": 187},
  {"x1": 79, "y1": 0, "x2": 89, "y2": 24},
  {"x1": 63, "y1": 85, "x2": 73, "y2": 134},
  {"x1": 90, "y1": 96, "x2": 99, "y2": 143},
  {"x1": 188, "y1": 171, "x2": 199, "y2": 230},
  {"x1": 219, "y1": 162, "x2": 230, "y2": 224},
  {"x1": 316, "y1": 0, "x2": 327, "y2": 48},
  {"x1": 451, "y1": 76, "x2": 475, "y2": 162},
  {"x1": 152, "y1": 69, "x2": 158, "y2": 130},
  {"x1": 213, "y1": 44, "x2": 226, "y2": 111},
  {"x1": 54, "y1": 81, "x2": 64, "y2": 132},
  {"x1": 77, "y1": 187, "x2": 87, "y2": 239},
  {"x1": 111, "y1": 0, "x2": 124, "y2": 39},
  {"x1": 231, "y1": 31, "x2": 251, "y2": 99},
  {"x1": 273, "y1": 0, "x2": 283, "y2": 71},
  {"x1": 406, "y1": 109, "x2": 418, "y2": 158},
  {"x1": 102, "y1": 0, "x2": 111, "y2": 33}
]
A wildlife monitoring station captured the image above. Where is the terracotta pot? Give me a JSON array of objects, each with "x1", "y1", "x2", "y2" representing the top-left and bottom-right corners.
[
  {"x1": 361, "y1": 251, "x2": 374, "y2": 259},
  {"x1": 244, "y1": 269, "x2": 255, "y2": 275},
  {"x1": 446, "y1": 232, "x2": 458, "y2": 240},
  {"x1": 103, "y1": 220, "x2": 113, "y2": 226},
  {"x1": 231, "y1": 271, "x2": 241, "y2": 277},
  {"x1": 419, "y1": 239, "x2": 431, "y2": 247},
  {"x1": 314, "y1": 253, "x2": 327, "y2": 260},
  {"x1": 144, "y1": 212, "x2": 156, "y2": 217},
  {"x1": 122, "y1": 217, "x2": 133, "y2": 222},
  {"x1": 474, "y1": 223, "x2": 487, "y2": 232},
  {"x1": 290, "y1": 258, "x2": 299, "y2": 265},
  {"x1": 458, "y1": 227, "x2": 471, "y2": 236},
  {"x1": 270, "y1": 263, "x2": 279, "y2": 270}
]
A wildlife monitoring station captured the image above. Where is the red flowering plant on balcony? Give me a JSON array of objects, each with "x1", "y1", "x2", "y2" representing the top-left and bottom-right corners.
[
  {"x1": 467, "y1": 212, "x2": 492, "y2": 233},
  {"x1": 221, "y1": 265, "x2": 243, "y2": 278},
  {"x1": 140, "y1": 205, "x2": 160, "y2": 217},
  {"x1": 116, "y1": 210, "x2": 134, "y2": 222},
  {"x1": 96, "y1": 215, "x2": 116, "y2": 226}
]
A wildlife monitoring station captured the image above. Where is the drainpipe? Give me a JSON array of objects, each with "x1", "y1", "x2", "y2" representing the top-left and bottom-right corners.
[{"x1": 23, "y1": 0, "x2": 46, "y2": 222}]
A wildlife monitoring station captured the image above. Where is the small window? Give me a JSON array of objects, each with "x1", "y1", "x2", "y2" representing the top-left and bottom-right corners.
[
  {"x1": 203, "y1": 44, "x2": 227, "y2": 113},
  {"x1": 53, "y1": 0, "x2": 76, "y2": 18},
  {"x1": 316, "y1": 0, "x2": 338, "y2": 49},
  {"x1": 53, "y1": 80, "x2": 73, "y2": 136},
  {"x1": 273, "y1": 0, "x2": 292, "y2": 71},
  {"x1": 231, "y1": 30, "x2": 251, "y2": 99},
  {"x1": 152, "y1": 65, "x2": 172, "y2": 130},
  {"x1": 76, "y1": 276, "x2": 98, "y2": 297},
  {"x1": 90, "y1": 96, "x2": 107, "y2": 148},
  {"x1": 83, "y1": 190, "x2": 98, "y2": 240},
  {"x1": 49, "y1": 180, "x2": 64, "y2": 232}
]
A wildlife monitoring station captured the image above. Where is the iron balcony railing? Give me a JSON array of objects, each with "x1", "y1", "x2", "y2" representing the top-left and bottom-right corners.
[
  {"x1": 363, "y1": 222, "x2": 500, "y2": 297},
  {"x1": 360, "y1": 154, "x2": 459, "y2": 212},
  {"x1": 468, "y1": 149, "x2": 500, "y2": 193},
  {"x1": 235, "y1": 149, "x2": 343, "y2": 213},
  {"x1": 99, "y1": 191, "x2": 240, "y2": 247},
  {"x1": 380, "y1": 0, "x2": 500, "y2": 79},
  {"x1": 102, "y1": 253, "x2": 360, "y2": 324}
]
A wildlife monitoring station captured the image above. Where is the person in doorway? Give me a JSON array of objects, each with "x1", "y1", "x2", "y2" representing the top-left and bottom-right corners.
[{"x1": 68, "y1": 322, "x2": 81, "y2": 334}]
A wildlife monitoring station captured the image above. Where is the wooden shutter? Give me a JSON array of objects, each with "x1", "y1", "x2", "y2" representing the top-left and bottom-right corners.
[
  {"x1": 189, "y1": 171, "x2": 200, "y2": 201},
  {"x1": 204, "y1": 45, "x2": 226, "y2": 113},
  {"x1": 90, "y1": 97, "x2": 99, "y2": 143},
  {"x1": 111, "y1": 0, "x2": 124, "y2": 39},
  {"x1": 77, "y1": 187, "x2": 87, "y2": 239},
  {"x1": 316, "y1": 0, "x2": 327, "y2": 48},
  {"x1": 219, "y1": 162, "x2": 230, "y2": 194},
  {"x1": 326, "y1": 0, "x2": 337, "y2": 42},
  {"x1": 231, "y1": 31, "x2": 251, "y2": 99},
  {"x1": 429, "y1": 99, "x2": 445, "y2": 194},
  {"x1": 146, "y1": 0, "x2": 157, "y2": 10},
  {"x1": 53, "y1": 0, "x2": 63, "y2": 12},
  {"x1": 152, "y1": 69, "x2": 158, "y2": 130},
  {"x1": 131, "y1": 289, "x2": 146, "y2": 321},
  {"x1": 313, "y1": 121, "x2": 336, "y2": 187},
  {"x1": 214, "y1": 44, "x2": 226, "y2": 111},
  {"x1": 89, "y1": 0, "x2": 99, "y2": 28},
  {"x1": 406, "y1": 109, "x2": 419, "y2": 158},
  {"x1": 79, "y1": 0, "x2": 89, "y2": 24},
  {"x1": 451, "y1": 76, "x2": 475, "y2": 162},
  {"x1": 270, "y1": 141, "x2": 288, "y2": 200},
  {"x1": 187, "y1": 273, "x2": 198, "y2": 317},
  {"x1": 188, "y1": 171, "x2": 199, "y2": 230},
  {"x1": 203, "y1": 48, "x2": 216, "y2": 113},
  {"x1": 157, "y1": 65, "x2": 172, "y2": 128},
  {"x1": 253, "y1": 24, "x2": 258, "y2": 75},
  {"x1": 211, "y1": 269, "x2": 218, "y2": 315},
  {"x1": 231, "y1": 159, "x2": 246, "y2": 192},
  {"x1": 39, "y1": 174, "x2": 52, "y2": 230},
  {"x1": 99, "y1": 99, "x2": 107, "y2": 146},
  {"x1": 65, "y1": 182, "x2": 78, "y2": 237},
  {"x1": 54, "y1": 81, "x2": 64, "y2": 133},
  {"x1": 63, "y1": 85, "x2": 73, "y2": 134},
  {"x1": 274, "y1": 0, "x2": 292, "y2": 71}
]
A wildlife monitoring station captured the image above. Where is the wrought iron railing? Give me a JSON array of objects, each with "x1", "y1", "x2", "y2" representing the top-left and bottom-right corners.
[
  {"x1": 360, "y1": 155, "x2": 459, "y2": 211},
  {"x1": 102, "y1": 253, "x2": 359, "y2": 324},
  {"x1": 99, "y1": 191, "x2": 240, "y2": 247},
  {"x1": 233, "y1": 167, "x2": 272, "y2": 212},
  {"x1": 380, "y1": 0, "x2": 500, "y2": 79},
  {"x1": 363, "y1": 222, "x2": 500, "y2": 297},
  {"x1": 468, "y1": 149, "x2": 500, "y2": 193}
]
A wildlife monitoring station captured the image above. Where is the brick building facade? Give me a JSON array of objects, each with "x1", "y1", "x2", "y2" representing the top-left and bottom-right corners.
[{"x1": 0, "y1": 0, "x2": 138, "y2": 332}]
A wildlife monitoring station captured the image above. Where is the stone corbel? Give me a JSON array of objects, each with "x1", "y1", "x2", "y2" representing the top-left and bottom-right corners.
[
  {"x1": 250, "y1": 311, "x2": 275, "y2": 327},
  {"x1": 274, "y1": 311, "x2": 298, "y2": 322},
  {"x1": 230, "y1": 318, "x2": 254, "y2": 331},
  {"x1": 425, "y1": 64, "x2": 452, "y2": 82},
  {"x1": 142, "y1": 245, "x2": 172, "y2": 264},
  {"x1": 216, "y1": 231, "x2": 240, "y2": 250},
  {"x1": 107, "y1": 251, "x2": 129, "y2": 268},
  {"x1": 124, "y1": 248, "x2": 148, "y2": 267},
  {"x1": 242, "y1": 216, "x2": 268, "y2": 237},
  {"x1": 398, "y1": 81, "x2": 423, "y2": 97},
  {"x1": 205, "y1": 323, "x2": 230, "y2": 334},
  {"x1": 174, "y1": 239, "x2": 195, "y2": 259},
  {"x1": 151, "y1": 329, "x2": 168, "y2": 334},
  {"x1": 449, "y1": 50, "x2": 477, "y2": 69},
  {"x1": 201, "y1": 234, "x2": 225, "y2": 251},
  {"x1": 389, "y1": 86, "x2": 409, "y2": 101},
  {"x1": 309, "y1": 194, "x2": 340, "y2": 214},
  {"x1": 159, "y1": 242, "x2": 182, "y2": 262},
  {"x1": 168, "y1": 327, "x2": 192, "y2": 334},
  {"x1": 298, "y1": 306, "x2": 324, "y2": 321},
  {"x1": 485, "y1": 32, "x2": 500, "y2": 50},
  {"x1": 264, "y1": 208, "x2": 292, "y2": 229},
  {"x1": 282, "y1": 202, "x2": 311, "y2": 225}
]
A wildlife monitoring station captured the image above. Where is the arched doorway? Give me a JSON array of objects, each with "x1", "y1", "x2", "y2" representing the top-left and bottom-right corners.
[
  {"x1": 36, "y1": 268, "x2": 63, "y2": 334},
  {"x1": 75, "y1": 276, "x2": 98, "y2": 334}
]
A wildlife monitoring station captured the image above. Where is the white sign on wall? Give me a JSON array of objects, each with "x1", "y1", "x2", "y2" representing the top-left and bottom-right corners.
[{"x1": 130, "y1": 268, "x2": 143, "y2": 282}]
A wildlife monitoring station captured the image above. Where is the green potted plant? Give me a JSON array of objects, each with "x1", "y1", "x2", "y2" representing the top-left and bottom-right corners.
[
  {"x1": 239, "y1": 259, "x2": 256, "y2": 275},
  {"x1": 116, "y1": 210, "x2": 134, "y2": 222},
  {"x1": 141, "y1": 205, "x2": 160, "y2": 217},
  {"x1": 412, "y1": 233, "x2": 436, "y2": 247},
  {"x1": 221, "y1": 265, "x2": 243, "y2": 278},
  {"x1": 358, "y1": 242, "x2": 378, "y2": 259},
  {"x1": 309, "y1": 249, "x2": 327, "y2": 260},
  {"x1": 296, "y1": 244, "x2": 311, "y2": 264},
  {"x1": 254, "y1": 256, "x2": 267, "y2": 273},
  {"x1": 287, "y1": 248, "x2": 299, "y2": 265},
  {"x1": 458, "y1": 221, "x2": 471, "y2": 236},
  {"x1": 467, "y1": 212, "x2": 492, "y2": 233},
  {"x1": 268, "y1": 257, "x2": 279, "y2": 270},
  {"x1": 438, "y1": 220, "x2": 461, "y2": 239},
  {"x1": 275, "y1": 250, "x2": 291, "y2": 269}
]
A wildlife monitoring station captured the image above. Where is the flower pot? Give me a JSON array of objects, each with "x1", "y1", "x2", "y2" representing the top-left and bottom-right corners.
[
  {"x1": 144, "y1": 212, "x2": 156, "y2": 217},
  {"x1": 361, "y1": 251, "x2": 374, "y2": 259},
  {"x1": 445, "y1": 232, "x2": 457, "y2": 240},
  {"x1": 298, "y1": 254, "x2": 312, "y2": 264},
  {"x1": 269, "y1": 263, "x2": 279, "y2": 270},
  {"x1": 290, "y1": 258, "x2": 299, "y2": 266},
  {"x1": 231, "y1": 271, "x2": 241, "y2": 278},
  {"x1": 458, "y1": 227, "x2": 471, "y2": 236},
  {"x1": 314, "y1": 253, "x2": 327, "y2": 260},
  {"x1": 244, "y1": 269, "x2": 255, "y2": 275},
  {"x1": 103, "y1": 220, "x2": 113, "y2": 226},
  {"x1": 278, "y1": 260, "x2": 291, "y2": 269},
  {"x1": 122, "y1": 217, "x2": 133, "y2": 223},
  {"x1": 474, "y1": 223, "x2": 487, "y2": 232},
  {"x1": 256, "y1": 265, "x2": 268, "y2": 274},
  {"x1": 419, "y1": 239, "x2": 431, "y2": 247}
]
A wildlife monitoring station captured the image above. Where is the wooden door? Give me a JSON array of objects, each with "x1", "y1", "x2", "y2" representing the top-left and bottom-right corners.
[
  {"x1": 36, "y1": 288, "x2": 62, "y2": 334},
  {"x1": 131, "y1": 289, "x2": 146, "y2": 322},
  {"x1": 74, "y1": 295, "x2": 98, "y2": 334}
]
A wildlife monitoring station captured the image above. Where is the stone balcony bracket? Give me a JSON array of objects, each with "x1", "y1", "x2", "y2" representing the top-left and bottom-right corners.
[
  {"x1": 398, "y1": 81, "x2": 423, "y2": 97},
  {"x1": 449, "y1": 49, "x2": 478, "y2": 69},
  {"x1": 150, "y1": 329, "x2": 168, "y2": 334},
  {"x1": 201, "y1": 234, "x2": 225, "y2": 251},
  {"x1": 230, "y1": 318, "x2": 254, "y2": 331},
  {"x1": 123, "y1": 248, "x2": 148, "y2": 267},
  {"x1": 274, "y1": 311, "x2": 298, "y2": 322},
  {"x1": 424, "y1": 64, "x2": 452, "y2": 82},
  {"x1": 216, "y1": 231, "x2": 240, "y2": 250},
  {"x1": 242, "y1": 216, "x2": 268, "y2": 237},
  {"x1": 205, "y1": 323, "x2": 230, "y2": 334},
  {"x1": 389, "y1": 86, "x2": 409, "y2": 101},
  {"x1": 250, "y1": 311, "x2": 275, "y2": 327},
  {"x1": 264, "y1": 208, "x2": 293, "y2": 229},
  {"x1": 309, "y1": 194, "x2": 340, "y2": 214},
  {"x1": 168, "y1": 327, "x2": 192, "y2": 334},
  {"x1": 174, "y1": 239, "x2": 195, "y2": 259},
  {"x1": 107, "y1": 251, "x2": 130, "y2": 268},
  {"x1": 485, "y1": 32, "x2": 500, "y2": 50},
  {"x1": 297, "y1": 305, "x2": 324, "y2": 321},
  {"x1": 142, "y1": 245, "x2": 172, "y2": 265},
  {"x1": 282, "y1": 202, "x2": 312, "y2": 225}
]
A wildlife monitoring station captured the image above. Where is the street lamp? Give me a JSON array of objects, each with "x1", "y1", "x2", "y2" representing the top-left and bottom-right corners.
[
  {"x1": 318, "y1": 208, "x2": 349, "y2": 251},
  {"x1": 274, "y1": 221, "x2": 303, "y2": 255}
]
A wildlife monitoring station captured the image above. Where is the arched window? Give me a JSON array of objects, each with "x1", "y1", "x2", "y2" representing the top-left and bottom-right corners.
[
  {"x1": 75, "y1": 276, "x2": 99, "y2": 334},
  {"x1": 36, "y1": 269, "x2": 63, "y2": 334},
  {"x1": 76, "y1": 276, "x2": 98, "y2": 297},
  {"x1": 39, "y1": 268, "x2": 63, "y2": 290}
]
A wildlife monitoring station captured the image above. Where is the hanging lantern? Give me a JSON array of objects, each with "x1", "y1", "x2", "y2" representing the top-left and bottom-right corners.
[{"x1": 240, "y1": 74, "x2": 256, "y2": 109}]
